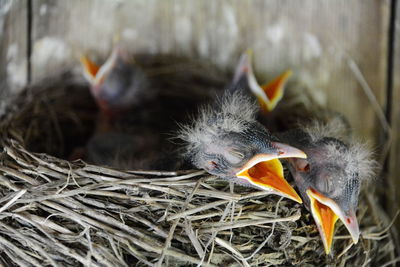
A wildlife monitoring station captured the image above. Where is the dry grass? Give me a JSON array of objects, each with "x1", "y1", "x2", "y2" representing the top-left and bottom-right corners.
[{"x1": 0, "y1": 55, "x2": 398, "y2": 266}]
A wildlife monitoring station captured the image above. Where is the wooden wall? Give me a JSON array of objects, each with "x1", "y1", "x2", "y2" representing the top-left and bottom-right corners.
[
  {"x1": 0, "y1": 0, "x2": 398, "y2": 224},
  {"x1": 389, "y1": 0, "x2": 400, "y2": 229},
  {"x1": 1, "y1": 0, "x2": 390, "y2": 139},
  {"x1": 32, "y1": 0, "x2": 391, "y2": 141},
  {"x1": 0, "y1": 0, "x2": 28, "y2": 106}
]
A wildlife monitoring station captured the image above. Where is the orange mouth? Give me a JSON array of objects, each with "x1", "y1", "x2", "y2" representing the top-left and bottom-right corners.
[
  {"x1": 237, "y1": 158, "x2": 302, "y2": 203},
  {"x1": 307, "y1": 188, "x2": 360, "y2": 254},
  {"x1": 80, "y1": 56, "x2": 100, "y2": 82},
  {"x1": 308, "y1": 189, "x2": 338, "y2": 254},
  {"x1": 234, "y1": 49, "x2": 292, "y2": 113},
  {"x1": 258, "y1": 70, "x2": 292, "y2": 113}
]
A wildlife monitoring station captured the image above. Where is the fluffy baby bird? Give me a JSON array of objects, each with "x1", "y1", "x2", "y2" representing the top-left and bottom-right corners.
[
  {"x1": 280, "y1": 117, "x2": 376, "y2": 254},
  {"x1": 179, "y1": 91, "x2": 306, "y2": 203},
  {"x1": 80, "y1": 46, "x2": 153, "y2": 119}
]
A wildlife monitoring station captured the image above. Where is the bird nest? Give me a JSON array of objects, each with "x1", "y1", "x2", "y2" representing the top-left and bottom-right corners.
[{"x1": 0, "y1": 55, "x2": 398, "y2": 267}]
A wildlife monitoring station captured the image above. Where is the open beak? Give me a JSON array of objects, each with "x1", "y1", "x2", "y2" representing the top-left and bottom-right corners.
[
  {"x1": 80, "y1": 50, "x2": 119, "y2": 116},
  {"x1": 92, "y1": 48, "x2": 120, "y2": 86},
  {"x1": 236, "y1": 142, "x2": 306, "y2": 203},
  {"x1": 259, "y1": 70, "x2": 292, "y2": 113},
  {"x1": 80, "y1": 47, "x2": 122, "y2": 88},
  {"x1": 235, "y1": 50, "x2": 292, "y2": 113},
  {"x1": 80, "y1": 56, "x2": 100, "y2": 84},
  {"x1": 307, "y1": 188, "x2": 360, "y2": 254}
]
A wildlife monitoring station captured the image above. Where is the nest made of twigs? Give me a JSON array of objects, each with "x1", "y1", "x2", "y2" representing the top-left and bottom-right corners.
[{"x1": 0, "y1": 55, "x2": 398, "y2": 267}]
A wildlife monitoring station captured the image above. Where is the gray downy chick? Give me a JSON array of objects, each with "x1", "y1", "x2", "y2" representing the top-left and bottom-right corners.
[
  {"x1": 279, "y1": 118, "x2": 377, "y2": 254},
  {"x1": 179, "y1": 91, "x2": 307, "y2": 203}
]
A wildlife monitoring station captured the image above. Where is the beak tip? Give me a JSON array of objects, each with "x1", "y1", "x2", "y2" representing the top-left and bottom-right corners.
[
  {"x1": 322, "y1": 237, "x2": 332, "y2": 255},
  {"x1": 343, "y1": 213, "x2": 360, "y2": 245},
  {"x1": 291, "y1": 193, "x2": 303, "y2": 204},
  {"x1": 350, "y1": 232, "x2": 360, "y2": 244}
]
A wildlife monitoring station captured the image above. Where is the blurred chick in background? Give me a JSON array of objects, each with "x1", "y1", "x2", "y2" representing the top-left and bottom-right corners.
[
  {"x1": 79, "y1": 46, "x2": 160, "y2": 169},
  {"x1": 80, "y1": 46, "x2": 154, "y2": 122}
]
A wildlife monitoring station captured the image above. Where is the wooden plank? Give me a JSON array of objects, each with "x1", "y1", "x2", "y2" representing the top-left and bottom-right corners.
[
  {"x1": 30, "y1": 0, "x2": 388, "y2": 141},
  {"x1": 0, "y1": 0, "x2": 28, "y2": 109},
  {"x1": 30, "y1": 0, "x2": 174, "y2": 80},
  {"x1": 389, "y1": 0, "x2": 400, "y2": 230}
]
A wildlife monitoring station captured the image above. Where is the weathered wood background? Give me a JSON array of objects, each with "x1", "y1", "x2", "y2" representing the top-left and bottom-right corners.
[
  {"x1": 0, "y1": 0, "x2": 399, "y2": 228},
  {"x1": 0, "y1": 0, "x2": 27, "y2": 101},
  {"x1": 389, "y1": 0, "x2": 400, "y2": 230}
]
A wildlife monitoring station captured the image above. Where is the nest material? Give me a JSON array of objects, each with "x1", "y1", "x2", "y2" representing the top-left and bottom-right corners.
[{"x1": 0, "y1": 55, "x2": 398, "y2": 267}]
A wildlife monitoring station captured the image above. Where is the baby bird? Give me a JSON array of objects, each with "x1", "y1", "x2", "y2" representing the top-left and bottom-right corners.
[
  {"x1": 279, "y1": 118, "x2": 376, "y2": 254},
  {"x1": 80, "y1": 46, "x2": 153, "y2": 119},
  {"x1": 78, "y1": 47, "x2": 158, "y2": 169},
  {"x1": 179, "y1": 91, "x2": 306, "y2": 203}
]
